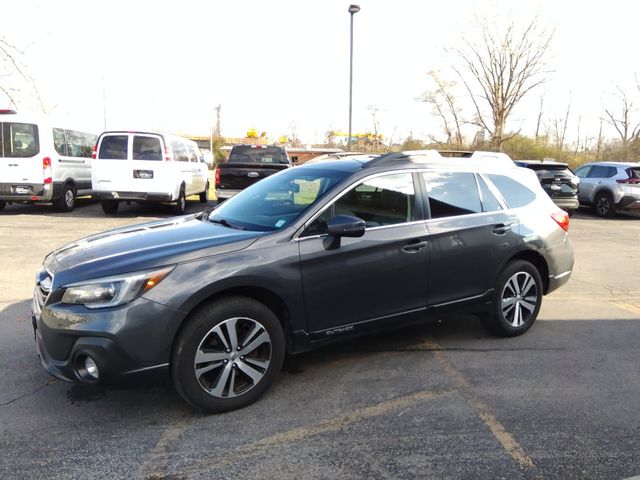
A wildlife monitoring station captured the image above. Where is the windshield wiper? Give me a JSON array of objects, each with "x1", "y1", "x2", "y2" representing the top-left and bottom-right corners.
[{"x1": 208, "y1": 217, "x2": 245, "y2": 230}]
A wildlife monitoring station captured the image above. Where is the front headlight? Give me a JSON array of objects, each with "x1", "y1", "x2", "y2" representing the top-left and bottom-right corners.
[{"x1": 61, "y1": 266, "x2": 174, "y2": 309}]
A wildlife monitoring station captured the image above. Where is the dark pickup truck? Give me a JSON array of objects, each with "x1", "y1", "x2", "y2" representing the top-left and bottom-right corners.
[{"x1": 215, "y1": 145, "x2": 291, "y2": 201}]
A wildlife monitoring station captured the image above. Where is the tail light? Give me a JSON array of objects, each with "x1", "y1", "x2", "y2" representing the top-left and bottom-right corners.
[
  {"x1": 91, "y1": 143, "x2": 97, "y2": 159},
  {"x1": 164, "y1": 144, "x2": 171, "y2": 161},
  {"x1": 43, "y1": 157, "x2": 52, "y2": 184},
  {"x1": 551, "y1": 210, "x2": 569, "y2": 232},
  {"x1": 215, "y1": 167, "x2": 221, "y2": 186},
  {"x1": 616, "y1": 178, "x2": 640, "y2": 184}
]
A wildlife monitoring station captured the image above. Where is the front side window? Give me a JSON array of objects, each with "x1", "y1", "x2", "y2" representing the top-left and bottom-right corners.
[
  {"x1": 423, "y1": 171, "x2": 482, "y2": 218},
  {"x1": 574, "y1": 166, "x2": 590, "y2": 178},
  {"x1": 304, "y1": 172, "x2": 416, "y2": 236},
  {"x1": 133, "y1": 136, "x2": 163, "y2": 161},
  {"x1": 98, "y1": 135, "x2": 128, "y2": 160},
  {"x1": 1, "y1": 122, "x2": 39, "y2": 158},
  {"x1": 209, "y1": 167, "x2": 349, "y2": 232},
  {"x1": 187, "y1": 144, "x2": 198, "y2": 163}
]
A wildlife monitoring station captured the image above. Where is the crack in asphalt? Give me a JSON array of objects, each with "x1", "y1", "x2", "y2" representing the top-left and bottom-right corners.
[{"x1": 0, "y1": 379, "x2": 58, "y2": 407}]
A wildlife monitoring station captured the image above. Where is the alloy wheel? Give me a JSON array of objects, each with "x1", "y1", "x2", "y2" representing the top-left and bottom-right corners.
[
  {"x1": 194, "y1": 317, "x2": 272, "y2": 398},
  {"x1": 501, "y1": 271, "x2": 538, "y2": 328},
  {"x1": 596, "y1": 196, "x2": 610, "y2": 216}
]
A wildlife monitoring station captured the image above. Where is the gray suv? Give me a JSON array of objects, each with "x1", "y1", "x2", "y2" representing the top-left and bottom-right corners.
[
  {"x1": 574, "y1": 161, "x2": 640, "y2": 217},
  {"x1": 32, "y1": 150, "x2": 574, "y2": 412}
]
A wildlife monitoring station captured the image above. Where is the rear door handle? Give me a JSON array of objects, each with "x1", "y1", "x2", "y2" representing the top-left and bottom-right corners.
[
  {"x1": 402, "y1": 240, "x2": 429, "y2": 253},
  {"x1": 492, "y1": 223, "x2": 514, "y2": 235}
]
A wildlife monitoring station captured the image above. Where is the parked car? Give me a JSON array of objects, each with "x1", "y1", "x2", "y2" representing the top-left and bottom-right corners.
[
  {"x1": 32, "y1": 150, "x2": 574, "y2": 412},
  {"x1": 514, "y1": 160, "x2": 579, "y2": 215},
  {"x1": 91, "y1": 131, "x2": 209, "y2": 214},
  {"x1": 573, "y1": 161, "x2": 640, "y2": 217},
  {"x1": 215, "y1": 145, "x2": 290, "y2": 201},
  {"x1": 0, "y1": 110, "x2": 96, "y2": 212}
]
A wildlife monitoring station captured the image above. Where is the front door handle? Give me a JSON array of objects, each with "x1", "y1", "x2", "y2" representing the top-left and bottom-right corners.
[
  {"x1": 492, "y1": 223, "x2": 514, "y2": 235},
  {"x1": 402, "y1": 240, "x2": 429, "y2": 253}
]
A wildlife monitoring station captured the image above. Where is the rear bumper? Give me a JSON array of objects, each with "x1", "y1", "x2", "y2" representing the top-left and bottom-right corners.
[
  {"x1": 215, "y1": 188, "x2": 241, "y2": 200},
  {"x1": 617, "y1": 195, "x2": 640, "y2": 210},
  {"x1": 550, "y1": 196, "x2": 579, "y2": 211},
  {"x1": 0, "y1": 182, "x2": 52, "y2": 202},
  {"x1": 92, "y1": 191, "x2": 174, "y2": 202}
]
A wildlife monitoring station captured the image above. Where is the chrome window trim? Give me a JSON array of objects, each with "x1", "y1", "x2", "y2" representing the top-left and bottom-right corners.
[{"x1": 293, "y1": 168, "x2": 420, "y2": 241}]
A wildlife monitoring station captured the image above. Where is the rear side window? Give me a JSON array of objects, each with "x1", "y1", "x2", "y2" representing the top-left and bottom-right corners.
[
  {"x1": 627, "y1": 167, "x2": 640, "y2": 179},
  {"x1": 587, "y1": 166, "x2": 617, "y2": 178},
  {"x1": 187, "y1": 144, "x2": 198, "y2": 162},
  {"x1": 171, "y1": 141, "x2": 189, "y2": 162},
  {"x1": 53, "y1": 128, "x2": 96, "y2": 158},
  {"x1": 423, "y1": 171, "x2": 482, "y2": 218},
  {"x1": 133, "y1": 136, "x2": 163, "y2": 161},
  {"x1": 98, "y1": 135, "x2": 128, "y2": 160},
  {"x1": 227, "y1": 146, "x2": 288, "y2": 164},
  {"x1": 487, "y1": 174, "x2": 536, "y2": 208},
  {"x1": 1, "y1": 122, "x2": 39, "y2": 158}
]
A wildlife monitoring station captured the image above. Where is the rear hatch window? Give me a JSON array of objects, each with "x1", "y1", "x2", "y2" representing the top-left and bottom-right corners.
[
  {"x1": 227, "y1": 146, "x2": 288, "y2": 164},
  {"x1": 132, "y1": 135, "x2": 163, "y2": 161},
  {"x1": 98, "y1": 135, "x2": 128, "y2": 160},
  {"x1": 1, "y1": 122, "x2": 39, "y2": 158},
  {"x1": 522, "y1": 164, "x2": 577, "y2": 196}
]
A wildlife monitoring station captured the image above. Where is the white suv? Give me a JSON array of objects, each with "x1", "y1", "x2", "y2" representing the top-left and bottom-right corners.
[
  {"x1": 92, "y1": 131, "x2": 210, "y2": 214},
  {"x1": 574, "y1": 161, "x2": 640, "y2": 217}
]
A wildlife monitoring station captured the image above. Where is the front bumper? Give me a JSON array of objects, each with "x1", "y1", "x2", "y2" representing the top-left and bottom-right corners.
[
  {"x1": 92, "y1": 191, "x2": 174, "y2": 202},
  {"x1": 32, "y1": 294, "x2": 182, "y2": 384}
]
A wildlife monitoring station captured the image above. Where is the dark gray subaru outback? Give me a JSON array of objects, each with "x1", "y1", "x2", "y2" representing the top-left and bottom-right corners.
[{"x1": 32, "y1": 150, "x2": 574, "y2": 412}]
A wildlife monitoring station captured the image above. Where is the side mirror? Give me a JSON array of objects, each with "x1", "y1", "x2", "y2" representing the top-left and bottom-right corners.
[{"x1": 323, "y1": 215, "x2": 365, "y2": 250}]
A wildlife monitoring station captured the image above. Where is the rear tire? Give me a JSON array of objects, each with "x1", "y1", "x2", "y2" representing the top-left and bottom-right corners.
[
  {"x1": 175, "y1": 187, "x2": 186, "y2": 214},
  {"x1": 171, "y1": 296, "x2": 285, "y2": 413},
  {"x1": 101, "y1": 200, "x2": 119, "y2": 214},
  {"x1": 199, "y1": 182, "x2": 210, "y2": 203},
  {"x1": 54, "y1": 184, "x2": 76, "y2": 212},
  {"x1": 0, "y1": 200, "x2": 5, "y2": 211},
  {"x1": 481, "y1": 260, "x2": 542, "y2": 337},
  {"x1": 594, "y1": 192, "x2": 615, "y2": 218}
]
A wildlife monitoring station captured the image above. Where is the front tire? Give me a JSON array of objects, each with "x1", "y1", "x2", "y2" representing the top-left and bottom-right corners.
[
  {"x1": 171, "y1": 296, "x2": 285, "y2": 413},
  {"x1": 54, "y1": 184, "x2": 76, "y2": 212},
  {"x1": 594, "y1": 192, "x2": 615, "y2": 218},
  {"x1": 199, "y1": 182, "x2": 210, "y2": 203},
  {"x1": 101, "y1": 200, "x2": 119, "y2": 214},
  {"x1": 481, "y1": 260, "x2": 542, "y2": 337}
]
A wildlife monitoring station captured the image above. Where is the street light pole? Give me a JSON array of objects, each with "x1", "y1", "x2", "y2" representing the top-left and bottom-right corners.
[{"x1": 347, "y1": 4, "x2": 360, "y2": 152}]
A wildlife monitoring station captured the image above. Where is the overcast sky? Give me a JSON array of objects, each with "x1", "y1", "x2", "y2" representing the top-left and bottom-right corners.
[{"x1": 3, "y1": 0, "x2": 639, "y2": 145}]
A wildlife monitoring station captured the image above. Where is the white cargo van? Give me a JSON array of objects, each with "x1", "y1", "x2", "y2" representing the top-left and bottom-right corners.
[
  {"x1": 0, "y1": 110, "x2": 96, "y2": 212},
  {"x1": 92, "y1": 131, "x2": 210, "y2": 214}
]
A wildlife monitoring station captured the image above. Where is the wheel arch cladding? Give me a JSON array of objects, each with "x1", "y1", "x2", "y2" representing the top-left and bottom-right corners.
[{"x1": 510, "y1": 250, "x2": 549, "y2": 294}]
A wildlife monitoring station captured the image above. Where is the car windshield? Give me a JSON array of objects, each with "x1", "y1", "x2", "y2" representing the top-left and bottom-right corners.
[{"x1": 208, "y1": 167, "x2": 349, "y2": 232}]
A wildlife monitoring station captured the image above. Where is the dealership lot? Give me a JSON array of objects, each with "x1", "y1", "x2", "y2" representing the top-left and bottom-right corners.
[{"x1": 1, "y1": 200, "x2": 639, "y2": 479}]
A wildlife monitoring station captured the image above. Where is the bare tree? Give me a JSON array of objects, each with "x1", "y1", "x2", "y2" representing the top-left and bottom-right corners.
[
  {"x1": 551, "y1": 100, "x2": 571, "y2": 155},
  {"x1": 603, "y1": 86, "x2": 640, "y2": 160},
  {"x1": 422, "y1": 70, "x2": 465, "y2": 148},
  {"x1": 0, "y1": 36, "x2": 44, "y2": 110},
  {"x1": 451, "y1": 15, "x2": 553, "y2": 150}
]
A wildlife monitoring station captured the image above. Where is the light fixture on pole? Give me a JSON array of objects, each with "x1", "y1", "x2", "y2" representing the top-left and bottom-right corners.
[{"x1": 347, "y1": 4, "x2": 360, "y2": 151}]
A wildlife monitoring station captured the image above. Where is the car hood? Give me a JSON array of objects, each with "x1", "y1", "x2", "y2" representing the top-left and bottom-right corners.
[{"x1": 44, "y1": 214, "x2": 262, "y2": 287}]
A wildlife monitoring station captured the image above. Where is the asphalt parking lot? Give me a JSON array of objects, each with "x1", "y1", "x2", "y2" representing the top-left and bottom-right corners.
[{"x1": 1, "y1": 200, "x2": 639, "y2": 480}]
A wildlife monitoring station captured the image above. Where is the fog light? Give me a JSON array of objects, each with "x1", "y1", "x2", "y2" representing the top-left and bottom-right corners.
[{"x1": 84, "y1": 356, "x2": 99, "y2": 380}]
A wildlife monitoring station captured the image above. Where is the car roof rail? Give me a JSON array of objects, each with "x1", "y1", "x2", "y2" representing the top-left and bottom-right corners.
[{"x1": 364, "y1": 149, "x2": 515, "y2": 168}]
